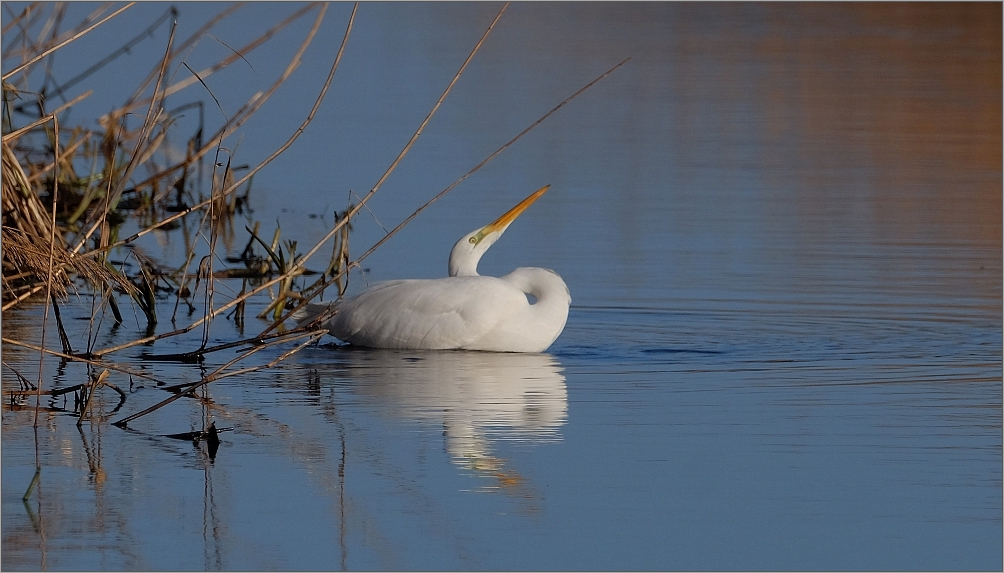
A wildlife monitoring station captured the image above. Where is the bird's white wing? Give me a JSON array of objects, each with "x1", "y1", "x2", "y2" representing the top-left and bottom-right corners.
[{"x1": 328, "y1": 277, "x2": 529, "y2": 350}]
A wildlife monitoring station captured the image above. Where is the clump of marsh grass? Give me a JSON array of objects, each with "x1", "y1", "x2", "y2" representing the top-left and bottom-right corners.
[
  {"x1": 1, "y1": 2, "x2": 329, "y2": 309},
  {"x1": 1, "y1": 225, "x2": 135, "y2": 306},
  {"x1": 2, "y1": 2, "x2": 348, "y2": 438}
]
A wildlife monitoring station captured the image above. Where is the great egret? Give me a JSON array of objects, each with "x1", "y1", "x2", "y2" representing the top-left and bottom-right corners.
[{"x1": 295, "y1": 185, "x2": 570, "y2": 352}]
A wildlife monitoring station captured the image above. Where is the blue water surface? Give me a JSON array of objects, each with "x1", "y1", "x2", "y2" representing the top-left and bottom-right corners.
[{"x1": 2, "y1": 2, "x2": 1001, "y2": 570}]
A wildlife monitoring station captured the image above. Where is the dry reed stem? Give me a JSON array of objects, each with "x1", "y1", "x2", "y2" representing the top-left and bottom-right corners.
[
  {"x1": 1, "y1": 226, "x2": 137, "y2": 301},
  {"x1": 1, "y1": 337, "x2": 165, "y2": 385},
  {"x1": 85, "y1": 285, "x2": 115, "y2": 354},
  {"x1": 82, "y1": 2, "x2": 337, "y2": 258},
  {"x1": 170, "y1": 202, "x2": 213, "y2": 322},
  {"x1": 124, "y1": 3, "x2": 246, "y2": 106},
  {"x1": 2, "y1": 3, "x2": 135, "y2": 81},
  {"x1": 142, "y1": 326, "x2": 319, "y2": 364},
  {"x1": 5, "y1": 3, "x2": 112, "y2": 62},
  {"x1": 3, "y1": 359, "x2": 37, "y2": 391},
  {"x1": 4, "y1": 3, "x2": 71, "y2": 64},
  {"x1": 97, "y1": 0, "x2": 318, "y2": 207},
  {"x1": 52, "y1": 300, "x2": 72, "y2": 353},
  {"x1": 86, "y1": 3, "x2": 355, "y2": 357},
  {"x1": 1, "y1": 139, "x2": 62, "y2": 248},
  {"x1": 261, "y1": 57, "x2": 632, "y2": 336},
  {"x1": 101, "y1": 0, "x2": 492, "y2": 351},
  {"x1": 25, "y1": 135, "x2": 87, "y2": 185},
  {"x1": 117, "y1": 20, "x2": 176, "y2": 203},
  {"x1": 76, "y1": 368, "x2": 109, "y2": 426},
  {"x1": 112, "y1": 329, "x2": 325, "y2": 426},
  {"x1": 201, "y1": 156, "x2": 228, "y2": 351},
  {"x1": 2, "y1": 4, "x2": 35, "y2": 35},
  {"x1": 201, "y1": 331, "x2": 323, "y2": 383},
  {"x1": 356, "y1": 58, "x2": 633, "y2": 255},
  {"x1": 1, "y1": 285, "x2": 44, "y2": 311},
  {"x1": 124, "y1": 3, "x2": 318, "y2": 113},
  {"x1": 71, "y1": 20, "x2": 177, "y2": 253},
  {"x1": 281, "y1": 3, "x2": 508, "y2": 281},
  {"x1": 1, "y1": 90, "x2": 92, "y2": 143},
  {"x1": 32, "y1": 114, "x2": 59, "y2": 428},
  {"x1": 33, "y1": 3, "x2": 68, "y2": 59},
  {"x1": 252, "y1": 2, "x2": 511, "y2": 336},
  {"x1": 48, "y1": 6, "x2": 177, "y2": 102}
]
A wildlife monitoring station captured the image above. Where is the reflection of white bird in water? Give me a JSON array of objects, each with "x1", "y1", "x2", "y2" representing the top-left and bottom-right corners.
[
  {"x1": 297, "y1": 185, "x2": 570, "y2": 352},
  {"x1": 342, "y1": 350, "x2": 568, "y2": 462},
  {"x1": 328, "y1": 350, "x2": 567, "y2": 501}
]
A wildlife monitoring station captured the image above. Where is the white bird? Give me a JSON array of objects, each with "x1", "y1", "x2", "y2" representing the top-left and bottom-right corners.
[{"x1": 296, "y1": 185, "x2": 570, "y2": 352}]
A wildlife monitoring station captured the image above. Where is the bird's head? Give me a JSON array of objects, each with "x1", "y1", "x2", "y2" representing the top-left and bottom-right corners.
[{"x1": 448, "y1": 185, "x2": 550, "y2": 277}]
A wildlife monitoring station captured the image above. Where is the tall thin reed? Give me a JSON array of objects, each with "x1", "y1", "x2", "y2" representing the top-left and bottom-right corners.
[
  {"x1": 264, "y1": 57, "x2": 632, "y2": 336},
  {"x1": 33, "y1": 114, "x2": 58, "y2": 428}
]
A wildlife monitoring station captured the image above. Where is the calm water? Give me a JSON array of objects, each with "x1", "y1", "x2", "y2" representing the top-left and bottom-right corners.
[{"x1": 2, "y1": 2, "x2": 1001, "y2": 570}]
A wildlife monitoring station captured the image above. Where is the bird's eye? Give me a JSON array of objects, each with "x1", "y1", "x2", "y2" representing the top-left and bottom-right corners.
[{"x1": 469, "y1": 237, "x2": 478, "y2": 244}]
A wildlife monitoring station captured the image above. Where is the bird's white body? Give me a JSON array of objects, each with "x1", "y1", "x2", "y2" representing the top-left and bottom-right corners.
[
  {"x1": 297, "y1": 185, "x2": 570, "y2": 353},
  {"x1": 307, "y1": 268, "x2": 569, "y2": 352}
]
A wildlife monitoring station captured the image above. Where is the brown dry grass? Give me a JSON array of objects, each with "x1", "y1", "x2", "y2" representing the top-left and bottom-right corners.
[
  {"x1": 2, "y1": 2, "x2": 347, "y2": 427},
  {"x1": 1, "y1": 3, "x2": 328, "y2": 314}
]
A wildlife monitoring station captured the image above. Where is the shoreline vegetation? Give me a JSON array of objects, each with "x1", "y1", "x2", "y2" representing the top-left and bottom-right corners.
[
  {"x1": 3, "y1": 3, "x2": 357, "y2": 441},
  {"x1": 2, "y1": 2, "x2": 623, "y2": 455}
]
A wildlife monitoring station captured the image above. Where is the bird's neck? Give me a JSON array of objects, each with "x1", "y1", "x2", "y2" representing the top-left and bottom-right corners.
[
  {"x1": 498, "y1": 267, "x2": 571, "y2": 351},
  {"x1": 449, "y1": 259, "x2": 480, "y2": 277},
  {"x1": 503, "y1": 267, "x2": 571, "y2": 306},
  {"x1": 448, "y1": 236, "x2": 487, "y2": 277}
]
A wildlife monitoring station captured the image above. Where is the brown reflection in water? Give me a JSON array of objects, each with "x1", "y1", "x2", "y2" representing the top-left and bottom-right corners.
[
  {"x1": 456, "y1": 3, "x2": 1000, "y2": 305},
  {"x1": 786, "y1": 3, "x2": 998, "y2": 247},
  {"x1": 671, "y1": 3, "x2": 1001, "y2": 246}
]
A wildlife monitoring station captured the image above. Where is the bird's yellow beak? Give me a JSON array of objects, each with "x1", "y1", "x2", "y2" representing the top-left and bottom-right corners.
[{"x1": 482, "y1": 184, "x2": 550, "y2": 237}]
